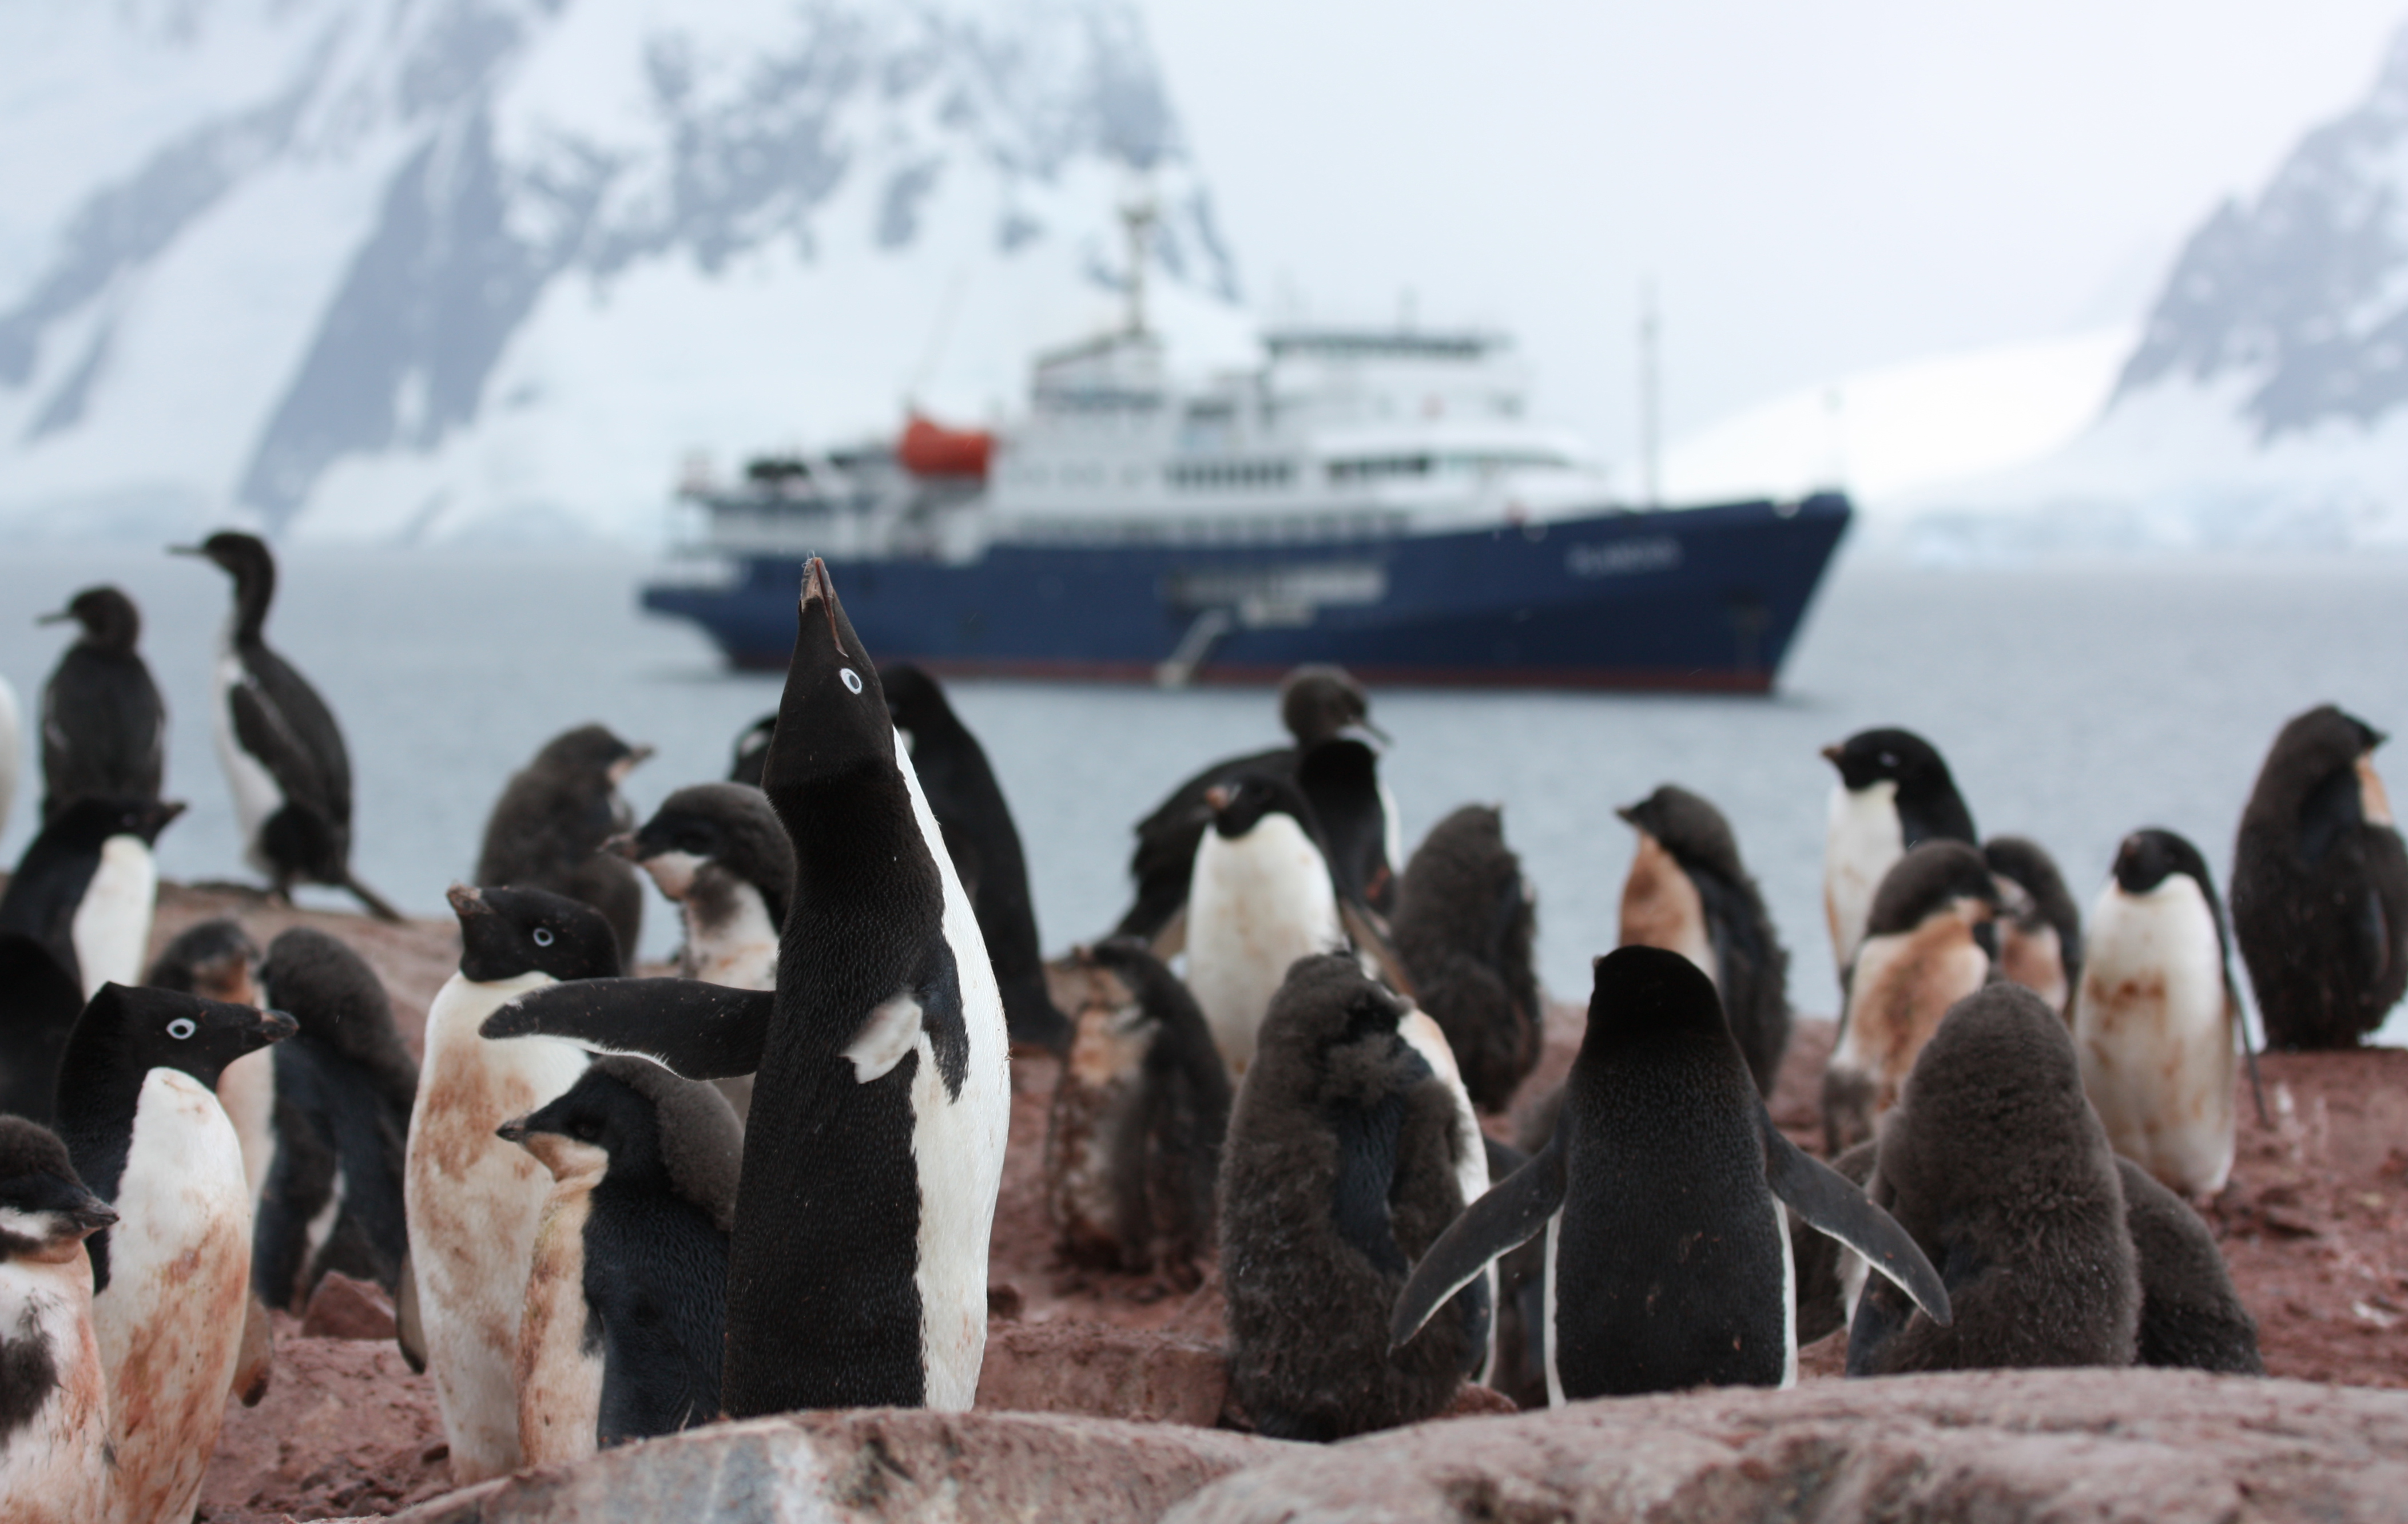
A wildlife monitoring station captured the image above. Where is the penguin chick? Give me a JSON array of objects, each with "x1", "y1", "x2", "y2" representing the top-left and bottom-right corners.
[
  {"x1": 2231, "y1": 704, "x2": 2408, "y2": 1049},
  {"x1": 1221, "y1": 954, "x2": 1482, "y2": 1440},
  {"x1": 253, "y1": 927, "x2": 418, "y2": 1308},
  {"x1": 37, "y1": 586, "x2": 165, "y2": 821},
  {"x1": 476, "y1": 725, "x2": 654, "y2": 960},
  {"x1": 1046, "y1": 939, "x2": 1232, "y2": 1285},
  {"x1": 1185, "y1": 773, "x2": 1349, "y2": 1078},
  {"x1": 503, "y1": 1057, "x2": 741, "y2": 1465},
  {"x1": 1821, "y1": 840, "x2": 1998, "y2": 1154},
  {"x1": 1821, "y1": 728, "x2": 1977, "y2": 975},
  {"x1": 1388, "y1": 805, "x2": 1541, "y2": 1114},
  {"x1": 2115, "y1": 1158, "x2": 2262, "y2": 1375},
  {"x1": 0, "y1": 1116, "x2": 118, "y2": 1524},
  {"x1": 1984, "y1": 836, "x2": 2083, "y2": 1019},
  {"x1": 1849, "y1": 982, "x2": 2139, "y2": 1376},
  {"x1": 2075, "y1": 830, "x2": 2245, "y2": 1198},
  {"x1": 726, "y1": 713, "x2": 776, "y2": 790},
  {"x1": 1615, "y1": 785, "x2": 1791, "y2": 1094},
  {"x1": 404, "y1": 886, "x2": 614, "y2": 1484},
  {"x1": 0, "y1": 795, "x2": 186, "y2": 999},
  {"x1": 145, "y1": 919, "x2": 272, "y2": 1206}
]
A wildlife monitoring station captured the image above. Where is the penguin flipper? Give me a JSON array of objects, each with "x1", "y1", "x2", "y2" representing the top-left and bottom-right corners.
[
  {"x1": 1389, "y1": 1136, "x2": 1565, "y2": 1350},
  {"x1": 480, "y1": 977, "x2": 771, "y2": 1080},
  {"x1": 1758, "y1": 1104, "x2": 1950, "y2": 1325}
]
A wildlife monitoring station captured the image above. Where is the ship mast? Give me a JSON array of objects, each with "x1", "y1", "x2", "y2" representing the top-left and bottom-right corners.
[
  {"x1": 1121, "y1": 198, "x2": 1156, "y2": 337},
  {"x1": 1638, "y1": 279, "x2": 1662, "y2": 508}
]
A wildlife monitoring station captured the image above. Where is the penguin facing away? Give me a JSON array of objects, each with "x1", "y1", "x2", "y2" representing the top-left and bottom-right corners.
[
  {"x1": 482, "y1": 558, "x2": 1010, "y2": 1417},
  {"x1": 726, "y1": 713, "x2": 776, "y2": 790},
  {"x1": 53, "y1": 982, "x2": 294, "y2": 1524},
  {"x1": 2114, "y1": 1158, "x2": 2262, "y2": 1374},
  {"x1": 1848, "y1": 982, "x2": 2139, "y2": 1376},
  {"x1": 2231, "y1": 704, "x2": 2408, "y2": 1049},
  {"x1": 0, "y1": 1116, "x2": 118, "y2": 1524},
  {"x1": 476, "y1": 724, "x2": 654, "y2": 961},
  {"x1": 0, "y1": 935, "x2": 83, "y2": 1122},
  {"x1": 171, "y1": 531, "x2": 400, "y2": 920},
  {"x1": 1615, "y1": 784, "x2": 1791, "y2": 1094},
  {"x1": 1984, "y1": 836, "x2": 2083, "y2": 1019},
  {"x1": 0, "y1": 796, "x2": 185, "y2": 1001},
  {"x1": 145, "y1": 918, "x2": 272, "y2": 1204},
  {"x1": 1821, "y1": 728, "x2": 1977, "y2": 976},
  {"x1": 1296, "y1": 735, "x2": 1401, "y2": 918},
  {"x1": 37, "y1": 586, "x2": 166, "y2": 821},
  {"x1": 403, "y1": 885, "x2": 613, "y2": 1485},
  {"x1": 1185, "y1": 772, "x2": 1349, "y2": 1078},
  {"x1": 1221, "y1": 954, "x2": 1485, "y2": 1440},
  {"x1": 1389, "y1": 805, "x2": 1541, "y2": 1114},
  {"x1": 502, "y1": 1057, "x2": 742, "y2": 1465}
]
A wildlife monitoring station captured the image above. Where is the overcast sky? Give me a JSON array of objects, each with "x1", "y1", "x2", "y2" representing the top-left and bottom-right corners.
[{"x1": 1140, "y1": 1, "x2": 2407, "y2": 462}]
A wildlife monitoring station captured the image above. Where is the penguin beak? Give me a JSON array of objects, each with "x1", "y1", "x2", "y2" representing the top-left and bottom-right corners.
[
  {"x1": 1341, "y1": 720, "x2": 1392, "y2": 748},
  {"x1": 69, "y1": 1199, "x2": 119, "y2": 1236},
  {"x1": 1819, "y1": 743, "x2": 1845, "y2": 766},
  {"x1": 446, "y1": 883, "x2": 492, "y2": 918},
  {"x1": 495, "y1": 1117, "x2": 530, "y2": 1146},
  {"x1": 601, "y1": 832, "x2": 639, "y2": 861},
  {"x1": 1203, "y1": 785, "x2": 1233, "y2": 812},
  {"x1": 1614, "y1": 803, "x2": 1639, "y2": 825},
  {"x1": 609, "y1": 746, "x2": 655, "y2": 785},
  {"x1": 35, "y1": 608, "x2": 71, "y2": 626},
  {"x1": 257, "y1": 1010, "x2": 300, "y2": 1043},
  {"x1": 167, "y1": 543, "x2": 206, "y2": 558}
]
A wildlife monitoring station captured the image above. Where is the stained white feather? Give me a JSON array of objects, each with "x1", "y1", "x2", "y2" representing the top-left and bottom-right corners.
[
  {"x1": 69, "y1": 834, "x2": 156, "y2": 999},
  {"x1": 1186, "y1": 813, "x2": 1344, "y2": 1077},
  {"x1": 2074, "y1": 873, "x2": 2237, "y2": 1197},
  {"x1": 1823, "y1": 779, "x2": 1903, "y2": 973}
]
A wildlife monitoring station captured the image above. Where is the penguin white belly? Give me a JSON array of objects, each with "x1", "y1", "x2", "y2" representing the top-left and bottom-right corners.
[
  {"x1": 216, "y1": 1049, "x2": 277, "y2": 1209},
  {"x1": 1774, "y1": 1192, "x2": 1799, "y2": 1390},
  {"x1": 1830, "y1": 919, "x2": 1986, "y2": 1117},
  {"x1": 1823, "y1": 780, "x2": 1902, "y2": 973},
  {"x1": 2075, "y1": 881, "x2": 2236, "y2": 1197},
  {"x1": 686, "y1": 882, "x2": 779, "y2": 990},
  {"x1": 209, "y1": 656, "x2": 284, "y2": 874},
  {"x1": 1619, "y1": 832, "x2": 1718, "y2": 986},
  {"x1": 1400, "y1": 1009, "x2": 1497, "y2": 1380},
  {"x1": 93, "y1": 1069, "x2": 251, "y2": 1524},
  {"x1": 0, "y1": 1244, "x2": 112, "y2": 1524},
  {"x1": 639, "y1": 851, "x2": 702, "y2": 903},
  {"x1": 515, "y1": 1176, "x2": 603, "y2": 1467},
  {"x1": 1540, "y1": 1213, "x2": 1565, "y2": 1410},
  {"x1": 405, "y1": 971, "x2": 590, "y2": 1483},
  {"x1": 895, "y1": 731, "x2": 1011, "y2": 1410},
  {"x1": 69, "y1": 836, "x2": 156, "y2": 1000},
  {"x1": 1186, "y1": 818, "x2": 1344, "y2": 1076},
  {"x1": 1998, "y1": 918, "x2": 2069, "y2": 1016}
]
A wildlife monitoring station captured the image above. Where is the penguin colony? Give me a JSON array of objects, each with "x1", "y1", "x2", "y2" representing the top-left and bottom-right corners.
[{"x1": 3, "y1": 534, "x2": 2402, "y2": 1508}]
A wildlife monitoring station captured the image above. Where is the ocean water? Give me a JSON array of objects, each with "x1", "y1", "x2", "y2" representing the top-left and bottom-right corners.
[{"x1": 3, "y1": 546, "x2": 2405, "y2": 1038}]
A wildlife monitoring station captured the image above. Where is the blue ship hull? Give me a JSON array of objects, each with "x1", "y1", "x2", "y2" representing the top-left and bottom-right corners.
[{"x1": 643, "y1": 493, "x2": 1850, "y2": 691}]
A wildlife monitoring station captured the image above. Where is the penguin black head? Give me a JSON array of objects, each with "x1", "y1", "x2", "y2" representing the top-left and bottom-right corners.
[
  {"x1": 500, "y1": 1057, "x2": 742, "y2": 1232},
  {"x1": 37, "y1": 795, "x2": 186, "y2": 854},
  {"x1": 1249, "y1": 953, "x2": 1413, "y2": 1085},
  {"x1": 1203, "y1": 772, "x2": 1320, "y2": 842},
  {"x1": 619, "y1": 783, "x2": 797, "y2": 922},
  {"x1": 1821, "y1": 728, "x2": 1950, "y2": 793},
  {"x1": 1616, "y1": 784, "x2": 1743, "y2": 881},
  {"x1": 761, "y1": 560, "x2": 897, "y2": 799},
  {"x1": 1864, "y1": 840, "x2": 2000, "y2": 941},
  {"x1": 880, "y1": 662, "x2": 961, "y2": 747},
  {"x1": 447, "y1": 884, "x2": 623, "y2": 984},
  {"x1": 0, "y1": 1118, "x2": 116, "y2": 1256},
  {"x1": 66, "y1": 982, "x2": 297, "y2": 1092},
  {"x1": 531, "y1": 724, "x2": 654, "y2": 787},
  {"x1": 259, "y1": 927, "x2": 415, "y2": 1079},
  {"x1": 2112, "y1": 828, "x2": 2217, "y2": 900},
  {"x1": 1579, "y1": 944, "x2": 1737, "y2": 1061},
  {"x1": 38, "y1": 586, "x2": 141, "y2": 653},
  {"x1": 2251, "y1": 704, "x2": 2389, "y2": 815},
  {"x1": 144, "y1": 918, "x2": 263, "y2": 1006},
  {"x1": 1278, "y1": 665, "x2": 1379, "y2": 749},
  {"x1": 728, "y1": 714, "x2": 776, "y2": 789}
]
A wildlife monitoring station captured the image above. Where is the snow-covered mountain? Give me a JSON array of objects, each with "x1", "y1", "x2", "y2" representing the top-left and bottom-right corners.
[{"x1": 0, "y1": 0, "x2": 1245, "y2": 544}]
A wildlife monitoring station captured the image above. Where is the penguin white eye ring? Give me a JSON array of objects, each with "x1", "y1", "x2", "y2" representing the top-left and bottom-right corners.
[
  {"x1": 533, "y1": 926, "x2": 555, "y2": 947},
  {"x1": 166, "y1": 1017, "x2": 196, "y2": 1040},
  {"x1": 840, "y1": 667, "x2": 864, "y2": 694}
]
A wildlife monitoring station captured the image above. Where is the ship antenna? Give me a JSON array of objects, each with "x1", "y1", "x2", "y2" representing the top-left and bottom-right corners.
[
  {"x1": 1638, "y1": 278, "x2": 1662, "y2": 509},
  {"x1": 1120, "y1": 197, "x2": 1157, "y2": 337}
]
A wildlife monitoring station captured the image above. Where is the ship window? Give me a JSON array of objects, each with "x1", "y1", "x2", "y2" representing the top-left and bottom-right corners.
[{"x1": 1327, "y1": 455, "x2": 1433, "y2": 483}]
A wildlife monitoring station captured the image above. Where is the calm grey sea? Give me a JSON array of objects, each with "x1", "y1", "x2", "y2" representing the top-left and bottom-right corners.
[{"x1": 4, "y1": 547, "x2": 2405, "y2": 1039}]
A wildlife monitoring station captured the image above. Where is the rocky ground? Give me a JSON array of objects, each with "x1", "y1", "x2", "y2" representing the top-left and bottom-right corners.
[{"x1": 109, "y1": 884, "x2": 2407, "y2": 1522}]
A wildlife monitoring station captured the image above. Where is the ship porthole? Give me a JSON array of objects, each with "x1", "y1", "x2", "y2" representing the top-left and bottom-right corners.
[{"x1": 841, "y1": 667, "x2": 864, "y2": 694}]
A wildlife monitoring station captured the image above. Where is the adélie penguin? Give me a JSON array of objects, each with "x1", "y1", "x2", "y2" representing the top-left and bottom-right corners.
[
  {"x1": 53, "y1": 982, "x2": 294, "y2": 1524},
  {"x1": 476, "y1": 724, "x2": 654, "y2": 961},
  {"x1": 1184, "y1": 771, "x2": 1350, "y2": 1077},
  {"x1": 1984, "y1": 835, "x2": 2083, "y2": 1019},
  {"x1": 0, "y1": 795, "x2": 186, "y2": 999},
  {"x1": 37, "y1": 586, "x2": 165, "y2": 821},
  {"x1": 1389, "y1": 804, "x2": 1541, "y2": 1114},
  {"x1": 171, "y1": 531, "x2": 400, "y2": 920},
  {"x1": 2230, "y1": 704, "x2": 2408, "y2": 1048},
  {"x1": 144, "y1": 919, "x2": 269, "y2": 1195},
  {"x1": 502, "y1": 1057, "x2": 741, "y2": 1465},
  {"x1": 481, "y1": 558, "x2": 1010, "y2": 1416},
  {"x1": 2115, "y1": 1157, "x2": 2262, "y2": 1374},
  {"x1": 726, "y1": 713, "x2": 776, "y2": 789},
  {"x1": 1394, "y1": 946, "x2": 1946, "y2": 1401},
  {"x1": 404, "y1": 886, "x2": 614, "y2": 1483},
  {"x1": 0, "y1": 934, "x2": 82, "y2": 1122},
  {"x1": 0, "y1": 1117, "x2": 118, "y2": 1524},
  {"x1": 1820, "y1": 727, "x2": 1977, "y2": 976}
]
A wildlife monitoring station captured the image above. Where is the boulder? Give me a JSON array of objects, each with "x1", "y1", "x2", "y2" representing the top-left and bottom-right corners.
[
  {"x1": 302, "y1": 1271, "x2": 401, "y2": 1341},
  {"x1": 1165, "y1": 1368, "x2": 2408, "y2": 1524},
  {"x1": 976, "y1": 1319, "x2": 1229, "y2": 1426}
]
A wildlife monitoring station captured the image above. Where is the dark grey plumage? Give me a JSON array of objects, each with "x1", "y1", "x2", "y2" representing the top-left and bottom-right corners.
[
  {"x1": 1389, "y1": 805, "x2": 1540, "y2": 1113},
  {"x1": 0, "y1": 795, "x2": 185, "y2": 994},
  {"x1": 2115, "y1": 1158, "x2": 2262, "y2": 1375},
  {"x1": 475, "y1": 724, "x2": 652, "y2": 958},
  {"x1": 1790, "y1": 1138, "x2": 1877, "y2": 1347},
  {"x1": 1617, "y1": 785, "x2": 1790, "y2": 1093},
  {"x1": 1985, "y1": 835, "x2": 2083, "y2": 1018},
  {"x1": 37, "y1": 586, "x2": 165, "y2": 821},
  {"x1": 144, "y1": 919, "x2": 262, "y2": 1006},
  {"x1": 0, "y1": 934, "x2": 82, "y2": 1122},
  {"x1": 726, "y1": 713, "x2": 776, "y2": 789}
]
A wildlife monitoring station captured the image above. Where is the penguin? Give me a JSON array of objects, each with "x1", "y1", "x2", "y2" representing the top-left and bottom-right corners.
[
  {"x1": 1046, "y1": 938, "x2": 1231, "y2": 1285},
  {"x1": 1394, "y1": 946, "x2": 1947, "y2": 1402},
  {"x1": 1787, "y1": 1139, "x2": 1879, "y2": 1349},
  {"x1": 1847, "y1": 982, "x2": 2139, "y2": 1376},
  {"x1": 403, "y1": 885, "x2": 614, "y2": 1484},
  {"x1": 1112, "y1": 665, "x2": 1386, "y2": 950},
  {"x1": 1984, "y1": 835, "x2": 2083, "y2": 1019},
  {"x1": 251, "y1": 927, "x2": 418, "y2": 1308},
  {"x1": 478, "y1": 559, "x2": 1010, "y2": 1418},
  {"x1": 53, "y1": 982, "x2": 294, "y2": 1524},
  {"x1": 36, "y1": 586, "x2": 166, "y2": 821},
  {"x1": 170, "y1": 530, "x2": 399, "y2": 920},
  {"x1": 2073, "y1": 829, "x2": 2248, "y2": 1199},
  {"x1": 143, "y1": 919, "x2": 272, "y2": 1202},
  {"x1": 1296, "y1": 734, "x2": 1401, "y2": 919},
  {"x1": 1220, "y1": 954, "x2": 1485, "y2": 1440},
  {"x1": 2115, "y1": 1157, "x2": 2262, "y2": 1374},
  {"x1": 726, "y1": 712, "x2": 776, "y2": 789},
  {"x1": 882, "y1": 663, "x2": 1070, "y2": 1051},
  {"x1": 0, "y1": 1116, "x2": 118, "y2": 1524},
  {"x1": 501, "y1": 1057, "x2": 742, "y2": 1465},
  {"x1": 0, "y1": 935, "x2": 83, "y2": 1122},
  {"x1": 1615, "y1": 785, "x2": 1791, "y2": 1094},
  {"x1": 1821, "y1": 840, "x2": 1999, "y2": 1155},
  {"x1": 2230, "y1": 704, "x2": 2408, "y2": 1049},
  {"x1": 475, "y1": 724, "x2": 654, "y2": 960},
  {"x1": 1185, "y1": 772, "x2": 1350, "y2": 1077},
  {"x1": 0, "y1": 676, "x2": 19, "y2": 836},
  {"x1": 0, "y1": 795, "x2": 185, "y2": 1000},
  {"x1": 1820, "y1": 728, "x2": 1977, "y2": 975},
  {"x1": 1389, "y1": 805, "x2": 1541, "y2": 1114},
  {"x1": 1483, "y1": 1092, "x2": 1561, "y2": 1410}
]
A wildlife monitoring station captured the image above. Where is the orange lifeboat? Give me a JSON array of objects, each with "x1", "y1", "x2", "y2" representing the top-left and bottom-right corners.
[{"x1": 898, "y1": 414, "x2": 994, "y2": 479}]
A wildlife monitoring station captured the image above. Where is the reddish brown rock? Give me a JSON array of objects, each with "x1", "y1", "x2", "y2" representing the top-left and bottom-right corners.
[
  {"x1": 976, "y1": 1317, "x2": 1230, "y2": 1427},
  {"x1": 199, "y1": 1324, "x2": 448, "y2": 1524},
  {"x1": 303, "y1": 1271, "x2": 401, "y2": 1342}
]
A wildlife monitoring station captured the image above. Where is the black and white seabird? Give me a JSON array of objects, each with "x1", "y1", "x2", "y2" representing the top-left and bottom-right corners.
[{"x1": 37, "y1": 585, "x2": 166, "y2": 821}]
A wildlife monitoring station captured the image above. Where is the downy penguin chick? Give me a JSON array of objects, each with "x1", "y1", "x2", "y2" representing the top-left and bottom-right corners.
[
  {"x1": 145, "y1": 919, "x2": 271, "y2": 1204},
  {"x1": 404, "y1": 886, "x2": 613, "y2": 1483},
  {"x1": 37, "y1": 586, "x2": 165, "y2": 821},
  {"x1": 1395, "y1": 947, "x2": 1945, "y2": 1403},
  {"x1": 170, "y1": 530, "x2": 399, "y2": 920},
  {"x1": 2115, "y1": 1157, "x2": 2262, "y2": 1374},
  {"x1": 1046, "y1": 939, "x2": 1231, "y2": 1285},
  {"x1": 2075, "y1": 829, "x2": 2246, "y2": 1198},
  {"x1": 1222, "y1": 954, "x2": 1485, "y2": 1439},
  {"x1": 0, "y1": 1116, "x2": 118, "y2": 1524},
  {"x1": 1615, "y1": 785, "x2": 1791, "y2": 1094},
  {"x1": 1985, "y1": 836, "x2": 2083, "y2": 1019},
  {"x1": 1848, "y1": 982, "x2": 2139, "y2": 1376},
  {"x1": 476, "y1": 724, "x2": 653, "y2": 961},
  {"x1": 1821, "y1": 840, "x2": 1998, "y2": 1154},
  {"x1": 252, "y1": 927, "x2": 418, "y2": 1307},
  {"x1": 502, "y1": 1057, "x2": 741, "y2": 1464},
  {"x1": 1390, "y1": 805, "x2": 1541, "y2": 1113},
  {"x1": 0, "y1": 796, "x2": 185, "y2": 999},
  {"x1": 1186, "y1": 772, "x2": 1348, "y2": 1077},
  {"x1": 2231, "y1": 704, "x2": 2408, "y2": 1047},
  {"x1": 1821, "y1": 728, "x2": 1977, "y2": 976},
  {"x1": 54, "y1": 983, "x2": 293, "y2": 1524}
]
